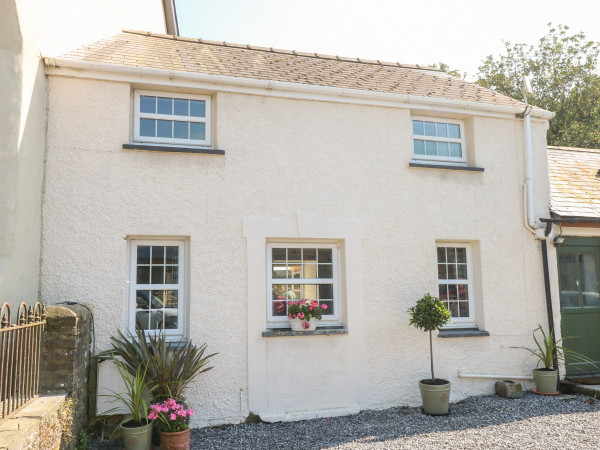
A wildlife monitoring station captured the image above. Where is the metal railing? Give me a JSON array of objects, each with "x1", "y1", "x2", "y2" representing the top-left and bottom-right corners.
[{"x1": 0, "y1": 302, "x2": 45, "y2": 422}]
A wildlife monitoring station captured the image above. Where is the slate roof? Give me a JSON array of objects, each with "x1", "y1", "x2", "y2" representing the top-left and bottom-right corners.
[
  {"x1": 55, "y1": 30, "x2": 529, "y2": 109},
  {"x1": 548, "y1": 146, "x2": 600, "y2": 219}
]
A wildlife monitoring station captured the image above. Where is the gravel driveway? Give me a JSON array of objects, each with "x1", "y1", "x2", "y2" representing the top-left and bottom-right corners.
[{"x1": 90, "y1": 392, "x2": 600, "y2": 449}]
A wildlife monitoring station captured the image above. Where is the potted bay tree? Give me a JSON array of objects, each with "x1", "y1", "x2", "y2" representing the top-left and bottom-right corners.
[{"x1": 408, "y1": 293, "x2": 451, "y2": 415}]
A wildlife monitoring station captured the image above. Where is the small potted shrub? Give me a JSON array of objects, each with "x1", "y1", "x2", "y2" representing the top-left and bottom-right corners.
[
  {"x1": 512, "y1": 324, "x2": 597, "y2": 394},
  {"x1": 287, "y1": 298, "x2": 328, "y2": 331},
  {"x1": 408, "y1": 293, "x2": 451, "y2": 415},
  {"x1": 149, "y1": 398, "x2": 193, "y2": 450}
]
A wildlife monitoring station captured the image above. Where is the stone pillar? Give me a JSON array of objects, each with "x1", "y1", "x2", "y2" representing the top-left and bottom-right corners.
[{"x1": 40, "y1": 304, "x2": 92, "y2": 442}]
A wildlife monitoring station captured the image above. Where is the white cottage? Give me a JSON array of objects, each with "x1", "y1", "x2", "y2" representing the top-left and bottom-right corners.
[{"x1": 40, "y1": 30, "x2": 558, "y2": 426}]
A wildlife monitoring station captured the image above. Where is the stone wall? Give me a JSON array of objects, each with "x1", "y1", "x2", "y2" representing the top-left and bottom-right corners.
[{"x1": 40, "y1": 304, "x2": 92, "y2": 445}]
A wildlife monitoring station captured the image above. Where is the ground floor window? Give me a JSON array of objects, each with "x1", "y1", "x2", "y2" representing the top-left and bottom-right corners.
[
  {"x1": 437, "y1": 243, "x2": 475, "y2": 326},
  {"x1": 128, "y1": 239, "x2": 185, "y2": 338},
  {"x1": 267, "y1": 243, "x2": 339, "y2": 327}
]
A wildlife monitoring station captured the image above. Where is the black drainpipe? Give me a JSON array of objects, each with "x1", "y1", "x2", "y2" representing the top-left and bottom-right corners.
[{"x1": 541, "y1": 239, "x2": 559, "y2": 375}]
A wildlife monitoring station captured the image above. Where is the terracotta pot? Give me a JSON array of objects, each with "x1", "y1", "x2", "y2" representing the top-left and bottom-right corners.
[{"x1": 160, "y1": 428, "x2": 191, "y2": 450}]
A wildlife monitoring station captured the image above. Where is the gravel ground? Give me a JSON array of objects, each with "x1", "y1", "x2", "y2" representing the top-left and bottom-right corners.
[{"x1": 89, "y1": 392, "x2": 600, "y2": 449}]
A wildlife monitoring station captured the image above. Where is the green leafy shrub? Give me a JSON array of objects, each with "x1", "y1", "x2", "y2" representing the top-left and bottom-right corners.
[{"x1": 408, "y1": 293, "x2": 451, "y2": 382}]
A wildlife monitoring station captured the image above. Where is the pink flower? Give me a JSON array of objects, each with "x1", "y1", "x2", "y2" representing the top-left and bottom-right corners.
[
  {"x1": 322, "y1": 304, "x2": 328, "y2": 310},
  {"x1": 301, "y1": 299, "x2": 305, "y2": 304},
  {"x1": 148, "y1": 411, "x2": 158, "y2": 420},
  {"x1": 170, "y1": 413, "x2": 177, "y2": 420},
  {"x1": 186, "y1": 409, "x2": 194, "y2": 416},
  {"x1": 302, "y1": 322, "x2": 310, "y2": 329},
  {"x1": 288, "y1": 314, "x2": 292, "y2": 319},
  {"x1": 298, "y1": 313, "x2": 304, "y2": 319},
  {"x1": 309, "y1": 306, "x2": 313, "y2": 310}
]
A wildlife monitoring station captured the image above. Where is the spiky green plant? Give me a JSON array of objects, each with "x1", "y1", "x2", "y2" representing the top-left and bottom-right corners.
[
  {"x1": 408, "y1": 293, "x2": 451, "y2": 382},
  {"x1": 512, "y1": 324, "x2": 598, "y2": 370},
  {"x1": 105, "y1": 329, "x2": 217, "y2": 401}
]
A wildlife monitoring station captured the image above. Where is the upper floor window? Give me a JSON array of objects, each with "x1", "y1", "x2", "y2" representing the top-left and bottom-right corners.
[
  {"x1": 412, "y1": 117, "x2": 466, "y2": 164},
  {"x1": 129, "y1": 239, "x2": 186, "y2": 338},
  {"x1": 133, "y1": 90, "x2": 211, "y2": 147},
  {"x1": 267, "y1": 243, "x2": 340, "y2": 327},
  {"x1": 437, "y1": 243, "x2": 475, "y2": 327}
]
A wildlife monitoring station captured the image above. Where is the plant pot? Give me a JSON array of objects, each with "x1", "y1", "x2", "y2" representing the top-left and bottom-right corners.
[
  {"x1": 289, "y1": 317, "x2": 319, "y2": 331},
  {"x1": 160, "y1": 428, "x2": 191, "y2": 450},
  {"x1": 120, "y1": 420, "x2": 153, "y2": 450},
  {"x1": 532, "y1": 368, "x2": 558, "y2": 394},
  {"x1": 419, "y1": 379, "x2": 451, "y2": 415}
]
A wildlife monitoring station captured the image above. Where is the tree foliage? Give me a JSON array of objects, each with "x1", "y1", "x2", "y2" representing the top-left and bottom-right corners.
[{"x1": 476, "y1": 24, "x2": 600, "y2": 148}]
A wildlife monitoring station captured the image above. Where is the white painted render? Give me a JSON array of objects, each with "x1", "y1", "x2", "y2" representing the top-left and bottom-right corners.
[
  {"x1": 0, "y1": 1, "x2": 166, "y2": 311},
  {"x1": 41, "y1": 73, "x2": 554, "y2": 427}
]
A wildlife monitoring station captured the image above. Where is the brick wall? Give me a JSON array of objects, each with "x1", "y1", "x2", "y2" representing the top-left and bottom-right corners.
[{"x1": 40, "y1": 304, "x2": 92, "y2": 444}]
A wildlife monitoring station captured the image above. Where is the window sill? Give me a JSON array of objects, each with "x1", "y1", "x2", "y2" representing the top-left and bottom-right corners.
[
  {"x1": 123, "y1": 143, "x2": 225, "y2": 155},
  {"x1": 262, "y1": 326, "x2": 347, "y2": 337},
  {"x1": 438, "y1": 328, "x2": 490, "y2": 338},
  {"x1": 409, "y1": 162, "x2": 484, "y2": 172}
]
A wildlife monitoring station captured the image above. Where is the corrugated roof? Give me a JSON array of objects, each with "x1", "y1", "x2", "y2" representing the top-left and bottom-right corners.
[
  {"x1": 55, "y1": 30, "x2": 530, "y2": 109},
  {"x1": 548, "y1": 146, "x2": 600, "y2": 219}
]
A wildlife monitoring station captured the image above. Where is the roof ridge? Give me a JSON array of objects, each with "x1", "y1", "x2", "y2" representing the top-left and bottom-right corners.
[
  {"x1": 120, "y1": 29, "x2": 442, "y2": 73},
  {"x1": 548, "y1": 145, "x2": 600, "y2": 153}
]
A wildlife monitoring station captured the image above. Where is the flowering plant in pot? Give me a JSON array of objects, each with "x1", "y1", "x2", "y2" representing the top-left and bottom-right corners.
[
  {"x1": 512, "y1": 324, "x2": 597, "y2": 394},
  {"x1": 149, "y1": 398, "x2": 193, "y2": 450},
  {"x1": 287, "y1": 298, "x2": 328, "y2": 331},
  {"x1": 408, "y1": 293, "x2": 451, "y2": 415}
]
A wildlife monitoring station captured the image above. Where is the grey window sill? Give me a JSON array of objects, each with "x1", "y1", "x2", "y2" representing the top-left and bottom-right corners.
[
  {"x1": 123, "y1": 143, "x2": 225, "y2": 155},
  {"x1": 262, "y1": 326, "x2": 347, "y2": 337},
  {"x1": 438, "y1": 328, "x2": 490, "y2": 338},
  {"x1": 409, "y1": 162, "x2": 484, "y2": 172}
]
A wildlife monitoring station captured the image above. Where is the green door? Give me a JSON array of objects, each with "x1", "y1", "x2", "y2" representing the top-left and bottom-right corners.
[{"x1": 557, "y1": 237, "x2": 600, "y2": 376}]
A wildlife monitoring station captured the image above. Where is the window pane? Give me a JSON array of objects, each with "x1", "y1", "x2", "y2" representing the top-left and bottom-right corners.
[
  {"x1": 140, "y1": 96, "x2": 156, "y2": 113},
  {"x1": 559, "y1": 254, "x2": 579, "y2": 307},
  {"x1": 438, "y1": 284, "x2": 448, "y2": 300},
  {"x1": 150, "y1": 290, "x2": 164, "y2": 309},
  {"x1": 447, "y1": 264, "x2": 457, "y2": 279},
  {"x1": 152, "y1": 246, "x2": 165, "y2": 264},
  {"x1": 447, "y1": 248, "x2": 457, "y2": 263},
  {"x1": 190, "y1": 122, "x2": 206, "y2": 140},
  {"x1": 318, "y1": 284, "x2": 333, "y2": 299},
  {"x1": 437, "y1": 142, "x2": 449, "y2": 157},
  {"x1": 436, "y1": 122, "x2": 448, "y2": 137},
  {"x1": 174, "y1": 98, "x2": 189, "y2": 116},
  {"x1": 288, "y1": 248, "x2": 301, "y2": 262},
  {"x1": 448, "y1": 123, "x2": 461, "y2": 138},
  {"x1": 303, "y1": 263, "x2": 317, "y2": 278},
  {"x1": 424, "y1": 121, "x2": 436, "y2": 136},
  {"x1": 458, "y1": 302, "x2": 469, "y2": 317},
  {"x1": 136, "y1": 291, "x2": 150, "y2": 310},
  {"x1": 157, "y1": 97, "x2": 173, "y2": 114},
  {"x1": 303, "y1": 284, "x2": 317, "y2": 300},
  {"x1": 272, "y1": 299, "x2": 287, "y2": 316},
  {"x1": 449, "y1": 143, "x2": 462, "y2": 158},
  {"x1": 173, "y1": 121, "x2": 189, "y2": 139},
  {"x1": 165, "y1": 266, "x2": 179, "y2": 284},
  {"x1": 165, "y1": 290, "x2": 178, "y2": 308},
  {"x1": 157, "y1": 120, "x2": 173, "y2": 138},
  {"x1": 458, "y1": 284, "x2": 469, "y2": 300},
  {"x1": 140, "y1": 119, "x2": 156, "y2": 137},
  {"x1": 318, "y1": 264, "x2": 333, "y2": 279},
  {"x1": 456, "y1": 247, "x2": 467, "y2": 263},
  {"x1": 425, "y1": 141, "x2": 437, "y2": 156},
  {"x1": 190, "y1": 100, "x2": 206, "y2": 117},
  {"x1": 272, "y1": 248, "x2": 286, "y2": 263},
  {"x1": 448, "y1": 284, "x2": 458, "y2": 300},
  {"x1": 320, "y1": 300, "x2": 334, "y2": 315},
  {"x1": 580, "y1": 253, "x2": 600, "y2": 307},
  {"x1": 413, "y1": 139, "x2": 425, "y2": 155},
  {"x1": 438, "y1": 264, "x2": 447, "y2": 279},
  {"x1": 318, "y1": 249, "x2": 332, "y2": 263},
  {"x1": 303, "y1": 249, "x2": 317, "y2": 262},
  {"x1": 457, "y1": 264, "x2": 468, "y2": 279},
  {"x1": 151, "y1": 266, "x2": 164, "y2": 284},
  {"x1": 137, "y1": 246, "x2": 151, "y2": 264},
  {"x1": 137, "y1": 266, "x2": 150, "y2": 284},
  {"x1": 165, "y1": 246, "x2": 179, "y2": 264},
  {"x1": 448, "y1": 301, "x2": 458, "y2": 317},
  {"x1": 412, "y1": 120, "x2": 424, "y2": 135},
  {"x1": 437, "y1": 247, "x2": 446, "y2": 263}
]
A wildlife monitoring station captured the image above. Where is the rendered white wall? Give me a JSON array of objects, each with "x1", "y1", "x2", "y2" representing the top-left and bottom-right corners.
[{"x1": 41, "y1": 75, "x2": 553, "y2": 426}]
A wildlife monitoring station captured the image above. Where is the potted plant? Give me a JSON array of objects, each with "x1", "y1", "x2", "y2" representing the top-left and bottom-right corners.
[
  {"x1": 104, "y1": 359, "x2": 156, "y2": 450},
  {"x1": 512, "y1": 324, "x2": 597, "y2": 394},
  {"x1": 408, "y1": 293, "x2": 451, "y2": 415},
  {"x1": 149, "y1": 398, "x2": 193, "y2": 450},
  {"x1": 287, "y1": 298, "x2": 328, "y2": 331}
]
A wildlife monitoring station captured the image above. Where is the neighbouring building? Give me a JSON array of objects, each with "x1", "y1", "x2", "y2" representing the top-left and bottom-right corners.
[
  {"x1": 39, "y1": 30, "x2": 560, "y2": 426},
  {"x1": 547, "y1": 145, "x2": 600, "y2": 376},
  {"x1": 0, "y1": 0, "x2": 175, "y2": 313}
]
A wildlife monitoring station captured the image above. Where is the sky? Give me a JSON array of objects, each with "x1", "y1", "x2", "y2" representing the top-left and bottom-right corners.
[{"x1": 175, "y1": 0, "x2": 600, "y2": 80}]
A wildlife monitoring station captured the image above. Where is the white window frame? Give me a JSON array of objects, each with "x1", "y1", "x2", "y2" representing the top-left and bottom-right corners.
[
  {"x1": 412, "y1": 116, "x2": 466, "y2": 165},
  {"x1": 128, "y1": 239, "x2": 186, "y2": 339},
  {"x1": 133, "y1": 90, "x2": 212, "y2": 147},
  {"x1": 266, "y1": 243, "x2": 341, "y2": 327},
  {"x1": 436, "y1": 242, "x2": 475, "y2": 327}
]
